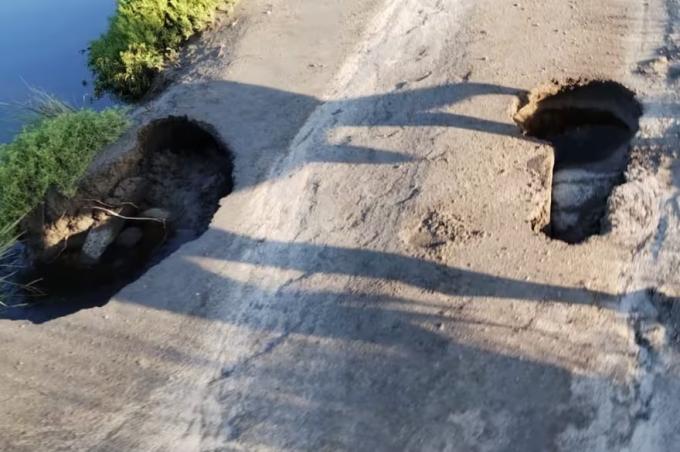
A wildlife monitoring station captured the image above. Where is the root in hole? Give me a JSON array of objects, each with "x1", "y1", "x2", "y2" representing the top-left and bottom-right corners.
[
  {"x1": 514, "y1": 79, "x2": 643, "y2": 244},
  {"x1": 4, "y1": 117, "x2": 232, "y2": 322}
]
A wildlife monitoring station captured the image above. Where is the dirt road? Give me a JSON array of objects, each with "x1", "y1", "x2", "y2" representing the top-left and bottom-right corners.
[{"x1": 3, "y1": 0, "x2": 680, "y2": 450}]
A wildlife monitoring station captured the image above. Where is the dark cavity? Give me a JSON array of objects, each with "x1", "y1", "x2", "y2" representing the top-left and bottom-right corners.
[{"x1": 515, "y1": 80, "x2": 643, "y2": 244}]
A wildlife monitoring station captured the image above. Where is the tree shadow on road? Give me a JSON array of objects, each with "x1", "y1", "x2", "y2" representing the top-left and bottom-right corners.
[
  {"x1": 94, "y1": 229, "x2": 633, "y2": 450},
  {"x1": 148, "y1": 80, "x2": 528, "y2": 190},
  {"x1": 1, "y1": 259, "x2": 627, "y2": 451},
  {"x1": 1, "y1": 79, "x2": 537, "y2": 322}
]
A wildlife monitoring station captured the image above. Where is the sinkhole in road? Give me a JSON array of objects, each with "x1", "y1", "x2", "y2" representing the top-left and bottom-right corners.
[
  {"x1": 514, "y1": 80, "x2": 643, "y2": 244},
  {"x1": 4, "y1": 117, "x2": 233, "y2": 322}
]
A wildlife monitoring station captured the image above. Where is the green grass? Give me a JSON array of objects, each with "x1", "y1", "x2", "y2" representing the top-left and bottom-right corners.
[
  {"x1": 0, "y1": 104, "x2": 130, "y2": 240},
  {"x1": 89, "y1": 0, "x2": 233, "y2": 101}
]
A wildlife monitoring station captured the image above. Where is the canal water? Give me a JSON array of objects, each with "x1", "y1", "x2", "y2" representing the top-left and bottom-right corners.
[{"x1": 0, "y1": 0, "x2": 118, "y2": 143}]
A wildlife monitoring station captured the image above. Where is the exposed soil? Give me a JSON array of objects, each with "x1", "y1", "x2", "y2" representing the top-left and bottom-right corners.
[
  {"x1": 5, "y1": 117, "x2": 232, "y2": 321},
  {"x1": 514, "y1": 80, "x2": 643, "y2": 243}
]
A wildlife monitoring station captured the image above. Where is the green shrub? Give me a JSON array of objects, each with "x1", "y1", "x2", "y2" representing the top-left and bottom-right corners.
[
  {"x1": 0, "y1": 108, "x2": 130, "y2": 236},
  {"x1": 89, "y1": 0, "x2": 231, "y2": 101}
]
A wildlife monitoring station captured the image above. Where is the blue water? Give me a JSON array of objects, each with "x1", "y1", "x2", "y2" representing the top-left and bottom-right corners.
[{"x1": 0, "y1": 0, "x2": 118, "y2": 143}]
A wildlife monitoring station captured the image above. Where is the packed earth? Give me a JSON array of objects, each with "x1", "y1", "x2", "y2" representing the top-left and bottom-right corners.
[{"x1": 4, "y1": 0, "x2": 680, "y2": 450}]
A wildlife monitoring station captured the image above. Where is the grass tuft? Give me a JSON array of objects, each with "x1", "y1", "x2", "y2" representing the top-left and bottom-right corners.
[
  {"x1": 0, "y1": 221, "x2": 21, "y2": 307},
  {"x1": 89, "y1": 0, "x2": 234, "y2": 101}
]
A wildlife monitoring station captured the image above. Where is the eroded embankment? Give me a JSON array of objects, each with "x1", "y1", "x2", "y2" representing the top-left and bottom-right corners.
[{"x1": 11, "y1": 117, "x2": 232, "y2": 316}]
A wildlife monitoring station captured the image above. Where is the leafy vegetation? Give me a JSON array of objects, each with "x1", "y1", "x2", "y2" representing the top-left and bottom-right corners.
[
  {"x1": 0, "y1": 105, "x2": 129, "y2": 239},
  {"x1": 89, "y1": 0, "x2": 233, "y2": 100}
]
